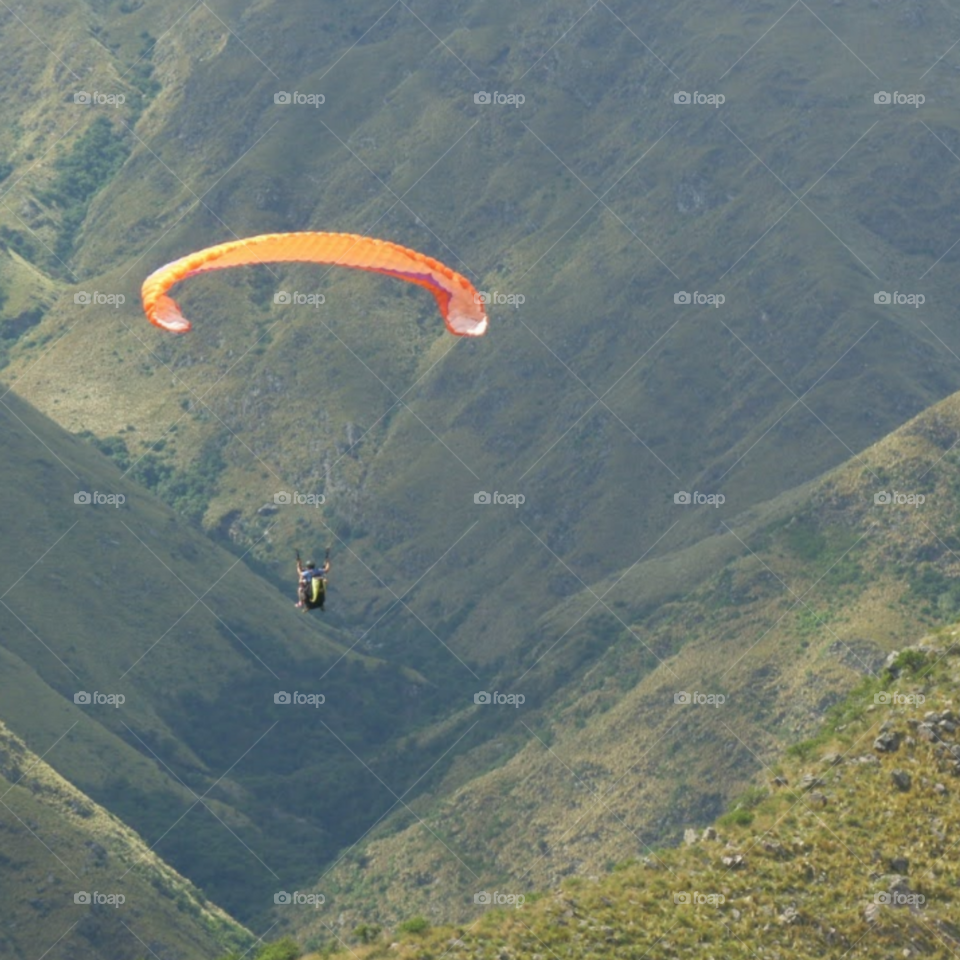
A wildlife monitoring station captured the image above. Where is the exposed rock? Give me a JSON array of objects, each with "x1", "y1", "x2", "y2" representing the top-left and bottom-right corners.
[
  {"x1": 778, "y1": 906, "x2": 800, "y2": 925},
  {"x1": 891, "y1": 769, "x2": 912, "y2": 791},
  {"x1": 917, "y1": 723, "x2": 939, "y2": 742},
  {"x1": 874, "y1": 731, "x2": 901, "y2": 753}
]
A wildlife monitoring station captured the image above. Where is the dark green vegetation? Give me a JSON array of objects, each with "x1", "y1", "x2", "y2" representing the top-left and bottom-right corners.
[
  {"x1": 0, "y1": 390, "x2": 473, "y2": 941},
  {"x1": 40, "y1": 116, "x2": 131, "y2": 266},
  {"x1": 1, "y1": 0, "x2": 960, "y2": 958},
  {"x1": 0, "y1": 720, "x2": 253, "y2": 960}
]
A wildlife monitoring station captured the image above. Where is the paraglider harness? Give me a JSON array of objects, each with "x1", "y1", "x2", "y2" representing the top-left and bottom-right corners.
[{"x1": 297, "y1": 549, "x2": 329, "y2": 611}]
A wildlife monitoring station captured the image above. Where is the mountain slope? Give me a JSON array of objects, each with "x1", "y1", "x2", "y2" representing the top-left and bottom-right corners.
[
  {"x1": 0, "y1": 719, "x2": 251, "y2": 960},
  {"x1": 296, "y1": 382, "x2": 960, "y2": 932},
  {"x1": 302, "y1": 640, "x2": 960, "y2": 958},
  {"x1": 2, "y1": 0, "x2": 960, "y2": 680},
  {"x1": 0, "y1": 387, "x2": 461, "y2": 925}
]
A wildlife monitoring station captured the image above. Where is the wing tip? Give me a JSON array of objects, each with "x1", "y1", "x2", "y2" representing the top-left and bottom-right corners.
[
  {"x1": 149, "y1": 295, "x2": 192, "y2": 334},
  {"x1": 448, "y1": 310, "x2": 489, "y2": 337}
]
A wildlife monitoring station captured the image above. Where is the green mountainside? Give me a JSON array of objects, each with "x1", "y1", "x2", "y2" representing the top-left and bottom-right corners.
[
  {"x1": 0, "y1": 389, "x2": 464, "y2": 931},
  {"x1": 0, "y1": 719, "x2": 251, "y2": 960},
  {"x1": 2, "y1": 1, "x2": 960, "y2": 958},
  {"x1": 315, "y1": 642, "x2": 960, "y2": 960},
  {"x1": 3, "y1": 0, "x2": 960, "y2": 679},
  {"x1": 288, "y1": 384, "x2": 960, "y2": 936}
]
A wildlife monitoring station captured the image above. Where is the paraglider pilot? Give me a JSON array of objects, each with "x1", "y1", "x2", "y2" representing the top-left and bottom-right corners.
[{"x1": 296, "y1": 549, "x2": 330, "y2": 611}]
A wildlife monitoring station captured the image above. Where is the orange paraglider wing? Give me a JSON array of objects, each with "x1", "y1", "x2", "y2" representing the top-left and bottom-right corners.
[{"x1": 141, "y1": 232, "x2": 488, "y2": 337}]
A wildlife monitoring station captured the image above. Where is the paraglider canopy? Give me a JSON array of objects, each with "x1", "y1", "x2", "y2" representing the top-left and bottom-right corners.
[{"x1": 141, "y1": 231, "x2": 489, "y2": 337}]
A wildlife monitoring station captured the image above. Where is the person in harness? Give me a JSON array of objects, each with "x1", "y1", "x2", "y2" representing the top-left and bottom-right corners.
[{"x1": 296, "y1": 549, "x2": 330, "y2": 611}]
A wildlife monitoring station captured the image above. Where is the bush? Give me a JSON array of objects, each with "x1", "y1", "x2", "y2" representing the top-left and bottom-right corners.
[
  {"x1": 398, "y1": 916, "x2": 430, "y2": 935},
  {"x1": 256, "y1": 937, "x2": 302, "y2": 960}
]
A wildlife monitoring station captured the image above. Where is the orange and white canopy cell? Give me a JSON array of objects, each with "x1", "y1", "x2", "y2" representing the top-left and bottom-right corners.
[{"x1": 141, "y1": 232, "x2": 488, "y2": 337}]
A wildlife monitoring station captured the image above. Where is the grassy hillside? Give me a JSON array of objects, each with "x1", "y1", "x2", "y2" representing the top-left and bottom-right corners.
[
  {"x1": 296, "y1": 640, "x2": 960, "y2": 958},
  {"x1": 2, "y1": 0, "x2": 960, "y2": 950},
  {"x1": 294, "y1": 382, "x2": 960, "y2": 932},
  {"x1": 2, "y1": 0, "x2": 960, "y2": 680},
  {"x1": 0, "y1": 720, "x2": 251, "y2": 960},
  {"x1": 0, "y1": 388, "x2": 476, "y2": 926}
]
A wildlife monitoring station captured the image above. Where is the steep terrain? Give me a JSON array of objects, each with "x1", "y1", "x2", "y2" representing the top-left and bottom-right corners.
[
  {"x1": 299, "y1": 383, "x2": 960, "y2": 931},
  {"x1": 0, "y1": 389, "x2": 456, "y2": 927},
  {"x1": 299, "y1": 641, "x2": 960, "y2": 958},
  {"x1": 0, "y1": 720, "x2": 251, "y2": 960},
  {"x1": 2, "y1": 0, "x2": 960, "y2": 950},
  {"x1": 3, "y1": 0, "x2": 960, "y2": 676}
]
